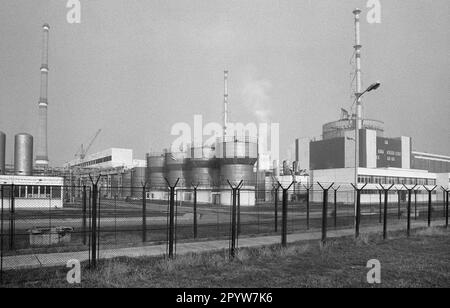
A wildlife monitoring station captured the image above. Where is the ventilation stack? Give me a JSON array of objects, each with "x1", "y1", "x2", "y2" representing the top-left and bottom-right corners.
[{"x1": 35, "y1": 24, "x2": 50, "y2": 168}]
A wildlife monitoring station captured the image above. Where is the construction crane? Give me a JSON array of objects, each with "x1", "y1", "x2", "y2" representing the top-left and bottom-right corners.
[{"x1": 75, "y1": 129, "x2": 102, "y2": 160}]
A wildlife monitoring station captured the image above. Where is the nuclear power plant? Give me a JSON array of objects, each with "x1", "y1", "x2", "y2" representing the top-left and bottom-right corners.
[{"x1": 0, "y1": 13, "x2": 449, "y2": 210}]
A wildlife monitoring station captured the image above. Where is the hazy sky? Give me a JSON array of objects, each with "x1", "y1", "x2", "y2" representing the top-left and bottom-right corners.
[{"x1": 0, "y1": 0, "x2": 449, "y2": 166}]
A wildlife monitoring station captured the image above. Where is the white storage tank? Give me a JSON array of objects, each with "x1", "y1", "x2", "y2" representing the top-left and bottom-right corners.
[{"x1": 14, "y1": 133, "x2": 33, "y2": 176}]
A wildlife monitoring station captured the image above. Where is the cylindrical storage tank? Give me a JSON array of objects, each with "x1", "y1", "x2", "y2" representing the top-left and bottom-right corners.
[
  {"x1": 121, "y1": 170, "x2": 132, "y2": 199},
  {"x1": 147, "y1": 154, "x2": 166, "y2": 188},
  {"x1": 131, "y1": 167, "x2": 147, "y2": 198},
  {"x1": 14, "y1": 133, "x2": 33, "y2": 176},
  {"x1": 110, "y1": 173, "x2": 120, "y2": 198},
  {"x1": 165, "y1": 152, "x2": 187, "y2": 188},
  {"x1": 186, "y1": 145, "x2": 217, "y2": 187},
  {"x1": 216, "y1": 136, "x2": 257, "y2": 186},
  {"x1": 216, "y1": 136, "x2": 258, "y2": 206},
  {"x1": 186, "y1": 145, "x2": 218, "y2": 204},
  {"x1": 219, "y1": 164, "x2": 255, "y2": 186},
  {"x1": 0, "y1": 131, "x2": 5, "y2": 174}
]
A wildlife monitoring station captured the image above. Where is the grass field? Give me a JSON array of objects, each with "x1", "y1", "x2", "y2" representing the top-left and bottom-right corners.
[{"x1": 2, "y1": 227, "x2": 449, "y2": 288}]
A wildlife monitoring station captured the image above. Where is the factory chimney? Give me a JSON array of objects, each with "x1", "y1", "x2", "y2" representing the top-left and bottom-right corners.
[
  {"x1": 223, "y1": 70, "x2": 229, "y2": 139},
  {"x1": 353, "y1": 9, "x2": 363, "y2": 130},
  {"x1": 35, "y1": 24, "x2": 50, "y2": 168}
]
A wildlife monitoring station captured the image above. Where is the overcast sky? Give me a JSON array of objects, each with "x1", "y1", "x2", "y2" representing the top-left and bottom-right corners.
[{"x1": 0, "y1": 0, "x2": 449, "y2": 166}]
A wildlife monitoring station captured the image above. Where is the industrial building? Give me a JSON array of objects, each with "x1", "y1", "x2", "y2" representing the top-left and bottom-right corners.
[
  {"x1": 411, "y1": 152, "x2": 450, "y2": 173},
  {"x1": 308, "y1": 115, "x2": 412, "y2": 171},
  {"x1": 0, "y1": 175, "x2": 64, "y2": 209},
  {"x1": 65, "y1": 148, "x2": 147, "y2": 200},
  {"x1": 286, "y1": 112, "x2": 450, "y2": 204}
]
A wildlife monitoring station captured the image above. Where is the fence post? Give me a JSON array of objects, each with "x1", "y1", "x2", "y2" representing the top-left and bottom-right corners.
[
  {"x1": 351, "y1": 183, "x2": 367, "y2": 238},
  {"x1": 443, "y1": 190, "x2": 447, "y2": 218},
  {"x1": 273, "y1": 185, "x2": 279, "y2": 233},
  {"x1": 378, "y1": 184, "x2": 394, "y2": 240},
  {"x1": 89, "y1": 174, "x2": 101, "y2": 269},
  {"x1": 397, "y1": 189, "x2": 402, "y2": 220},
  {"x1": 317, "y1": 182, "x2": 334, "y2": 244},
  {"x1": 333, "y1": 186, "x2": 340, "y2": 228},
  {"x1": 166, "y1": 178, "x2": 179, "y2": 259},
  {"x1": 142, "y1": 183, "x2": 147, "y2": 242},
  {"x1": 278, "y1": 181, "x2": 294, "y2": 247},
  {"x1": 82, "y1": 185, "x2": 87, "y2": 245},
  {"x1": 303, "y1": 184, "x2": 313, "y2": 230},
  {"x1": 441, "y1": 187, "x2": 449, "y2": 229},
  {"x1": 1, "y1": 185, "x2": 4, "y2": 284},
  {"x1": 446, "y1": 190, "x2": 449, "y2": 228},
  {"x1": 281, "y1": 189, "x2": 288, "y2": 246},
  {"x1": 403, "y1": 184, "x2": 417, "y2": 237},
  {"x1": 9, "y1": 184, "x2": 14, "y2": 250},
  {"x1": 424, "y1": 185, "x2": 437, "y2": 227},
  {"x1": 414, "y1": 189, "x2": 418, "y2": 220},
  {"x1": 378, "y1": 190, "x2": 382, "y2": 223},
  {"x1": 97, "y1": 188, "x2": 102, "y2": 261},
  {"x1": 227, "y1": 180, "x2": 243, "y2": 259},
  {"x1": 192, "y1": 183, "x2": 198, "y2": 239},
  {"x1": 237, "y1": 187, "x2": 241, "y2": 236},
  {"x1": 231, "y1": 187, "x2": 237, "y2": 258}
]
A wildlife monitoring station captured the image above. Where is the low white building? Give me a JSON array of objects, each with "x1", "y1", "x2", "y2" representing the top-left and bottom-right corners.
[
  {"x1": 65, "y1": 148, "x2": 135, "y2": 169},
  {"x1": 0, "y1": 175, "x2": 64, "y2": 209},
  {"x1": 310, "y1": 167, "x2": 440, "y2": 204}
]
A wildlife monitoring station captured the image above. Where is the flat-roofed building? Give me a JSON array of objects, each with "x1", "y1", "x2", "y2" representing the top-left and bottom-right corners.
[
  {"x1": 412, "y1": 152, "x2": 450, "y2": 173},
  {"x1": 0, "y1": 175, "x2": 64, "y2": 208},
  {"x1": 310, "y1": 167, "x2": 438, "y2": 204}
]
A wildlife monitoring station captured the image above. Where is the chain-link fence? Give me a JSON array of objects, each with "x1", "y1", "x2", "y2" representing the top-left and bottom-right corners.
[{"x1": 1, "y1": 180, "x2": 448, "y2": 285}]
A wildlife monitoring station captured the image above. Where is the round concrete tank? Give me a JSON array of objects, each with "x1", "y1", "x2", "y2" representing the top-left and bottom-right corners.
[
  {"x1": 186, "y1": 145, "x2": 217, "y2": 187},
  {"x1": 0, "y1": 131, "x2": 5, "y2": 175},
  {"x1": 216, "y1": 136, "x2": 257, "y2": 186},
  {"x1": 147, "y1": 154, "x2": 166, "y2": 188},
  {"x1": 14, "y1": 133, "x2": 33, "y2": 176},
  {"x1": 110, "y1": 173, "x2": 120, "y2": 197},
  {"x1": 165, "y1": 152, "x2": 187, "y2": 188},
  {"x1": 322, "y1": 118, "x2": 384, "y2": 140},
  {"x1": 131, "y1": 167, "x2": 147, "y2": 197},
  {"x1": 216, "y1": 136, "x2": 258, "y2": 206}
]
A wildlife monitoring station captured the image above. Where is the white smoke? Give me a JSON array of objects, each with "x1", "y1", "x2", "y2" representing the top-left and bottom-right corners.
[{"x1": 242, "y1": 78, "x2": 272, "y2": 123}]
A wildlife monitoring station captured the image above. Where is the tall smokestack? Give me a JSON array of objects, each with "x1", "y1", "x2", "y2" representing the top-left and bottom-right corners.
[
  {"x1": 353, "y1": 9, "x2": 363, "y2": 130},
  {"x1": 223, "y1": 70, "x2": 229, "y2": 139},
  {"x1": 36, "y1": 23, "x2": 50, "y2": 167}
]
